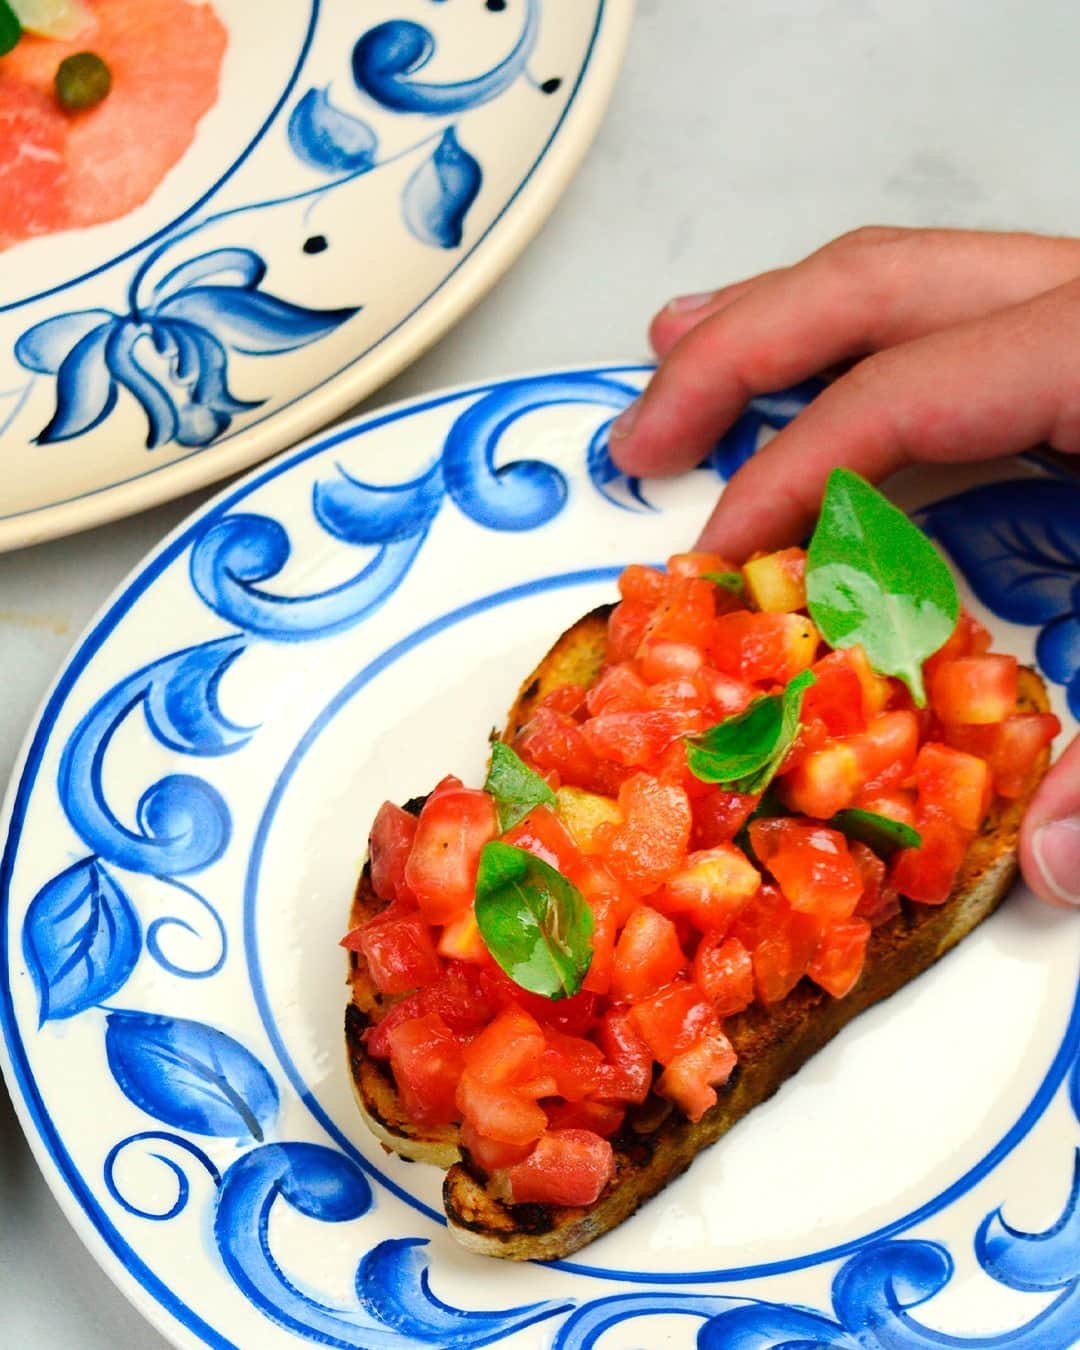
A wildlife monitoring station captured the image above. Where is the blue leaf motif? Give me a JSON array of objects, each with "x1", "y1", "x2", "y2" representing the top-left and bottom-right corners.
[
  {"x1": 22, "y1": 858, "x2": 140, "y2": 1024},
  {"x1": 352, "y1": 0, "x2": 538, "y2": 115},
  {"x1": 215, "y1": 1144, "x2": 567, "y2": 1348},
  {"x1": 288, "y1": 86, "x2": 378, "y2": 174},
  {"x1": 149, "y1": 247, "x2": 266, "y2": 308},
  {"x1": 35, "y1": 320, "x2": 118, "y2": 444},
  {"x1": 402, "y1": 127, "x2": 482, "y2": 249},
  {"x1": 15, "y1": 308, "x2": 115, "y2": 373},
  {"x1": 1037, "y1": 612, "x2": 1080, "y2": 720},
  {"x1": 156, "y1": 287, "x2": 357, "y2": 356},
  {"x1": 312, "y1": 460, "x2": 445, "y2": 545},
  {"x1": 105, "y1": 1010, "x2": 279, "y2": 1140}
]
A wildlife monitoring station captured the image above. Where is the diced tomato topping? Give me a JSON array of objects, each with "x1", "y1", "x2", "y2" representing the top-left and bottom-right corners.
[
  {"x1": 348, "y1": 904, "x2": 443, "y2": 995},
  {"x1": 463, "y1": 1006, "x2": 546, "y2": 1086},
  {"x1": 593, "y1": 1008, "x2": 653, "y2": 1103},
  {"x1": 538, "y1": 683, "x2": 588, "y2": 718},
  {"x1": 728, "y1": 883, "x2": 789, "y2": 951},
  {"x1": 506, "y1": 1129, "x2": 616, "y2": 1207},
  {"x1": 660, "y1": 844, "x2": 760, "y2": 932},
  {"x1": 644, "y1": 677, "x2": 707, "y2": 713},
  {"x1": 710, "y1": 612, "x2": 819, "y2": 684},
  {"x1": 667, "y1": 550, "x2": 736, "y2": 579},
  {"x1": 749, "y1": 818, "x2": 864, "y2": 921},
  {"x1": 853, "y1": 788, "x2": 917, "y2": 827},
  {"x1": 691, "y1": 788, "x2": 758, "y2": 848},
  {"x1": 889, "y1": 808, "x2": 969, "y2": 905},
  {"x1": 460, "y1": 1120, "x2": 534, "y2": 1171},
  {"x1": 653, "y1": 739, "x2": 718, "y2": 799},
  {"x1": 850, "y1": 842, "x2": 901, "y2": 926},
  {"x1": 387, "y1": 1012, "x2": 467, "y2": 1126},
  {"x1": 808, "y1": 919, "x2": 871, "y2": 997},
  {"x1": 915, "y1": 742, "x2": 991, "y2": 833},
  {"x1": 850, "y1": 711, "x2": 920, "y2": 787},
  {"x1": 516, "y1": 706, "x2": 601, "y2": 789},
  {"x1": 655, "y1": 1029, "x2": 736, "y2": 1122},
  {"x1": 640, "y1": 637, "x2": 706, "y2": 683},
  {"x1": 802, "y1": 651, "x2": 867, "y2": 737},
  {"x1": 742, "y1": 547, "x2": 807, "y2": 613},
  {"x1": 602, "y1": 775, "x2": 692, "y2": 893},
  {"x1": 404, "y1": 785, "x2": 497, "y2": 924},
  {"x1": 437, "y1": 907, "x2": 488, "y2": 964},
  {"x1": 924, "y1": 609, "x2": 993, "y2": 679},
  {"x1": 931, "y1": 654, "x2": 1018, "y2": 725},
  {"x1": 619, "y1": 564, "x2": 670, "y2": 606},
  {"x1": 644, "y1": 577, "x2": 716, "y2": 647},
  {"x1": 502, "y1": 805, "x2": 583, "y2": 876},
  {"x1": 581, "y1": 709, "x2": 696, "y2": 766},
  {"x1": 607, "y1": 599, "x2": 655, "y2": 663},
  {"x1": 946, "y1": 712, "x2": 1060, "y2": 799},
  {"x1": 629, "y1": 979, "x2": 719, "y2": 1064},
  {"x1": 695, "y1": 667, "x2": 757, "y2": 719},
  {"x1": 545, "y1": 1097, "x2": 626, "y2": 1137},
  {"x1": 779, "y1": 740, "x2": 861, "y2": 817},
  {"x1": 751, "y1": 908, "x2": 820, "y2": 1003},
  {"x1": 693, "y1": 934, "x2": 755, "y2": 1015},
  {"x1": 586, "y1": 662, "x2": 650, "y2": 715},
  {"x1": 456, "y1": 1076, "x2": 548, "y2": 1146},
  {"x1": 844, "y1": 645, "x2": 893, "y2": 718},
  {"x1": 369, "y1": 801, "x2": 419, "y2": 901},
  {"x1": 541, "y1": 1031, "x2": 604, "y2": 1101},
  {"x1": 611, "y1": 905, "x2": 686, "y2": 1000}
]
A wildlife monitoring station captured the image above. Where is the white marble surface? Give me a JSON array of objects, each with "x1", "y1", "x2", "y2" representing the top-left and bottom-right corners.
[{"x1": 3, "y1": 0, "x2": 1080, "y2": 1343}]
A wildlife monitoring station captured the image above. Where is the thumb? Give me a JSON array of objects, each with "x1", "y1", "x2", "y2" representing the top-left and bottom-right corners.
[{"x1": 1019, "y1": 731, "x2": 1080, "y2": 907}]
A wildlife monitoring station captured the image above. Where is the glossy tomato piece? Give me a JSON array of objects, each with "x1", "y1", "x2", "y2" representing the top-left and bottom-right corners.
[
  {"x1": 653, "y1": 740, "x2": 718, "y2": 800},
  {"x1": 749, "y1": 818, "x2": 864, "y2": 921},
  {"x1": 611, "y1": 904, "x2": 687, "y2": 1001},
  {"x1": 850, "y1": 841, "x2": 901, "y2": 926},
  {"x1": 348, "y1": 904, "x2": 443, "y2": 995},
  {"x1": 655, "y1": 1029, "x2": 737, "y2": 1122},
  {"x1": 456, "y1": 1076, "x2": 548, "y2": 1146},
  {"x1": 437, "y1": 906, "x2": 488, "y2": 964},
  {"x1": 778, "y1": 740, "x2": 861, "y2": 818},
  {"x1": 607, "y1": 599, "x2": 655, "y2": 663},
  {"x1": 364, "y1": 962, "x2": 495, "y2": 1059},
  {"x1": 586, "y1": 662, "x2": 650, "y2": 715},
  {"x1": 644, "y1": 677, "x2": 707, "y2": 713},
  {"x1": 545, "y1": 1097, "x2": 626, "y2": 1137},
  {"x1": 619, "y1": 563, "x2": 670, "y2": 605},
  {"x1": 888, "y1": 808, "x2": 969, "y2": 905},
  {"x1": 404, "y1": 786, "x2": 497, "y2": 924},
  {"x1": 693, "y1": 933, "x2": 754, "y2": 1015},
  {"x1": 463, "y1": 1006, "x2": 547, "y2": 1087},
  {"x1": 640, "y1": 637, "x2": 706, "y2": 684},
  {"x1": 695, "y1": 667, "x2": 757, "y2": 719},
  {"x1": 691, "y1": 788, "x2": 758, "y2": 849},
  {"x1": 540, "y1": 1030, "x2": 604, "y2": 1101},
  {"x1": 931, "y1": 654, "x2": 1018, "y2": 725},
  {"x1": 629, "y1": 979, "x2": 719, "y2": 1064},
  {"x1": 728, "y1": 883, "x2": 790, "y2": 951},
  {"x1": 460, "y1": 1120, "x2": 534, "y2": 1172},
  {"x1": 852, "y1": 788, "x2": 917, "y2": 828},
  {"x1": 850, "y1": 711, "x2": 920, "y2": 787},
  {"x1": 369, "y1": 801, "x2": 419, "y2": 901},
  {"x1": 915, "y1": 742, "x2": 991, "y2": 832},
  {"x1": 802, "y1": 651, "x2": 867, "y2": 737},
  {"x1": 751, "y1": 909, "x2": 820, "y2": 1004},
  {"x1": 660, "y1": 844, "x2": 760, "y2": 932},
  {"x1": 387, "y1": 1012, "x2": 466, "y2": 1125},
  {"x1": 537, "y1": 683, "x2": 588, "y2": 718},
  {"x1": 593, "y1": 1008, "x2": 653, "y2": 1104},
  {"x1": 503, "y1": 805, "x2": 583, "y2": 877},
  {"x1": 667, "y1": 550, "x2": 736, "y2": 579},
  {"x1": 603, "y1": 775, "x2": 692, "y2": 894},
  {"x1": 480, "y1": 968, "x2": 599, "y2": 1036},
  {"x1": 808, "y1": 918, "x2": 871, "y2": 997},
  {"x1": 506, "y1": 1129, "x2": 616, "y2": 1207},
  {"x1": 581, "y1": 709, "x2": 695, "y2": 767},
  {"x1": 742, "y1": 547, "x2": 807, "y2": 613},
  {"x1": 924, "y1": 609, "x2": 993, "y2": 679},
  {"x1": 516, "y1": 706, "x2": 599, "y2": 790},
  {"x1": 709, "y1": 612, "x2": 819, "y2": 684},
  {"x1": 581, "y1": 892, "x2": 617, "y2": 997},
  {"x1": 986, "y1": 713, "x2": 1060, "y2": 797},
  {"x1": 644, "y1": 576, "x2": 716, "y2": 647}
]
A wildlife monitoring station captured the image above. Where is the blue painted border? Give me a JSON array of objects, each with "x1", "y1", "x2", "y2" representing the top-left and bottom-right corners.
[
  {"x1": 0, "y1": 4, "x2": 320, "y2": 317},
  {"x1": 1, "y1": 2, "x2": 610, "y2": 527}
]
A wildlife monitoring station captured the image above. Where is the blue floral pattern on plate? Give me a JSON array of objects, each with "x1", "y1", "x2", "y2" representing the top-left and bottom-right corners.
[{"x1": 2, "y1": 367, "x2": 1078, "y2": 1348}]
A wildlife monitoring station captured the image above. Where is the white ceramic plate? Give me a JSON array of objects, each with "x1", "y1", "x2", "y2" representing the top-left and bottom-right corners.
[
  {"x1": 2, "y1": 365, "x2": 1079, "y2": 1349},
  {"x1": 0, "y1": 1, "x2": 630, "y2": 552}
]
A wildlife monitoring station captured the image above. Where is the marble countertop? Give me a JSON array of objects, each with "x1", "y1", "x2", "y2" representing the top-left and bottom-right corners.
[{"x1": 4, "y1": 1, "x2": 1080, "y2": 1343}]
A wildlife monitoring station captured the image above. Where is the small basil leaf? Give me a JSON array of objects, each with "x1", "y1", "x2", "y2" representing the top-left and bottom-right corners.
[
  {"x1": 830, "y1": 807, "x2": 922, "y2": 857},
  {"x1": 704, "y1": 570, "x2": 746, "y2": 599},
  {"x1": 806, "y1": 468, "x2": 959, "y2": 706},
  {"x1": 484, "y1": 741, "x2": 556, "y2": 832},
  {"x1": 0, "y1": 0, "x2": 21, "y2": 55},
  {"x1": 687, "y1": 669, "x2": 816, "y2": 793},
  {"x1": 474, "y1": 842, "x2": 593, "y2": 1000}
]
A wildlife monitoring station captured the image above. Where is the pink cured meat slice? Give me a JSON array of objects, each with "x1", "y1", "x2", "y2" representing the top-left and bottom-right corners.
[{"x1": 0, "y1": 0, "x2": 227, "y2": 249}]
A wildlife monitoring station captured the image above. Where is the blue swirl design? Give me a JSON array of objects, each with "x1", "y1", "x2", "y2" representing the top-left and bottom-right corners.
[
  {"x1": 105, "y1": 1009, "x2": 279, "y2": 1142},
  {"x1": 104, "y1": 1130, "x2": 222, "y2": 1221},
  {"x1": 16, "y1": 248, "x2": 356, "y2": 448},
  {"x1": 22, "y1": 857, "x2": 140, "y2": 1024},
  {"x1": 214, "y1": 1143, "x2": 568, "y2": 1348},
  {"x1": 403, "y1": 127, "x2": 483, "y2": 249},
  {"x1": 57, "y1": 636, "x2": 251, "y2": 876},
  {"x1": 352, "y1": 0, "x2": 538, "y2": 114},
  {"x1": 288, "y1": 86, "x2": 379, "y2": 173},
  {"x1": 922, "y1": 477, "x2": 1080, "y2": 717}
]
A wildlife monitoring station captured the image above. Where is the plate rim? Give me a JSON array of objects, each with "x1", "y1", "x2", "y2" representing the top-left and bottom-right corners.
[{"x1": 0, "y1": 0, "x2": 634, "y2": 555}]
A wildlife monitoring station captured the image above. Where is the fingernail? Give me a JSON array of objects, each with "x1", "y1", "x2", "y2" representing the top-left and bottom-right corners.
[
  {"x1": 1033, "y1": 816, "x2": 1080, "y2": 905},
  {"x1": 609, "y1": 398, "x2": 639, "y2": 442},
  {"x1": 667, "y1": 290, "x2": 716, "y2": 313}
]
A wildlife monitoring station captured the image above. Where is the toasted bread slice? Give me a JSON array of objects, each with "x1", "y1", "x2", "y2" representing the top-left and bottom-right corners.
[{"x1": 345, "y1": 607, "x2": 1053, "y2": 1259}]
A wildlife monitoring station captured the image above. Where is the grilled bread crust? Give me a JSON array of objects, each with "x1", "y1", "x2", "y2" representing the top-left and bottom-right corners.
[{"x1": 344, "y1": 606, "x2": 1053, "y2": 1259}]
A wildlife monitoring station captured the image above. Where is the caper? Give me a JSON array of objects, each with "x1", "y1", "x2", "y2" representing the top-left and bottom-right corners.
[{"x1": 55, "y1": 50, "x2": 111, "y2": 112}]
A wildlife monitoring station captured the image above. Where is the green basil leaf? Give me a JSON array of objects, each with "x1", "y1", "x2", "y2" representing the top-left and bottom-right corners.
[
  {"x1": 704, "y1": 570, "x2": 747, "y2": 598},
  {"x1": 686, "y1": 669, "x2": 816, "y2": 793},
  {"x1": 474, "y1": 841, "x2": 593, "y2": 1000},
  {"x1": 830, "y1": 807, "x2": 922, "y2": 857},
  {"x1": 484, "y1": 741, "x2": 556, "y2": 832},
  {"x1": 806, "y1": 468, "x2": 959, "y2": 706},
  {"x1": 0, "y1": 0, "x2": 21, "y2": 55}
]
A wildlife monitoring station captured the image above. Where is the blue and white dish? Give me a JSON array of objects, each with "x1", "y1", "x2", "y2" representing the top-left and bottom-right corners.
[
  {"x1": 0, "y1": 1, "x2": 631, "y2": 552},
  {"x1": 2, "y1": 364, "x2": 1079, "y2": 1348}
]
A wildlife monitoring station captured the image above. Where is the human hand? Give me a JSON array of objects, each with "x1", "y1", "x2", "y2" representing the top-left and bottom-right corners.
[{"x1": 607, "y1": 226, "x2": 1080, "y2": 909}]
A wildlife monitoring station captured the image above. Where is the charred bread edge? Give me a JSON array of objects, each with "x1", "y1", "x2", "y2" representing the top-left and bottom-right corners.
[{"x1": 344, "y1": 607, "x2": 1052, "y2": 1259}]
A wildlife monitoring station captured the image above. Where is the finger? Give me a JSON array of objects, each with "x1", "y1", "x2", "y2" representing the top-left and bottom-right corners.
[
  {"x1": 648, "y1": 270, "x2": 788, "y2": 357},
  {"x1": 694, "y1": 274, "x2": 1080, "y2": 557},
  {"x1": 612, "y1": 227, "x2": 1080, "y2": 478},
  {"x1": 1020, "y1": 733, "x2": 1080, "y2": 908}
]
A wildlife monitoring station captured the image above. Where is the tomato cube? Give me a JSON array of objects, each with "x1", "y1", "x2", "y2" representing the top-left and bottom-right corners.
[
  {"x1": 802, "y1": 651, "x2": 867, "y2": 737},
  {"x1": 437, "y1": 907, "x2": 488, "y2": 964},
  {"x1": 629, "y1": 979, "x2": 719, "y2": 1064},
  {"x1": 369, "y1": 801, "x2": 419, "y2": 901},
  {"x1": 350, "y1": 906, "x2": 443, "y2": 995},
  {"x1": 693, "y1": 933, "x2": 754, "y2": 1015},
  {"x1": 455, "y1": 1076, "x2": 547, "y2": 1146},
  {"x1": 742, "y1": 547, "x2": 808, "y2": 613},
  {"x1": 463, "y1": 1006, "x2": 546, "y2": 1088},
  {"x1": 660, "y1": 844, "x2": 761, "y2": 932},
  {"x1": 808, "y1": 918, "x2": 871, "y2": 997},
  {"x1": 691, "y1": 788, "x2": 759, "y2": 848},
  {"x1": 516, "y1": 706, "x2": 601, "y2": 790},
  {"x1": 850, "y1": 711, "x2": 920, "y2": 786},
  {"x1": 506, "y1": 1129, "x2": 616, "y2": 1207},
  {"x1": 696, "y1": 667, "x2": 757, "y2": 719},
  {"x1": 640, "y1": 638, "x2": 706, "y2": 683},
  {"x1": 667, "y1": 550, "x2": 737, "y2": 579},
  {"x1": 931, "y1": 655, "x2": 1018, "y2": 725},
  {"x1": 387, "y1": 1013, "x2": 466, "y2": 1126},
  {"x1": 618, "y1": 564, "x2": 670, "y2": 606},
  {"x1": 611, "y1": 905, "x2": 687, "y2": 1001},
  {"x1": 644, "y1": 576, "x2": 716, "y2": 647},
  {"x1": 852, "y1": 788, "x2": 917, "y2": 828},
  {"x1": 889, "y1": 808, "x2": 968, "y2": 905},
  {"x1": 924, "y1": 609, "x2": 993, "y2": 679},
  {"x1": 987, "y1": 713, "x2": 1060, "y2": 797},
  {"x1": 545, "y1": 1098, "x2": 626, "y2": 1138},
  {"x1": 728, "y1": 883, "x2": 790, "y2": 951},
  {"x1": 778, "y1": 740, "x2": 861, "y2": 818},
  {"x1": 709, "y1": 612, "x2": 820, "y2": 684},
  {"x1": 581, "y1": 709, "x2": 691, "y2": 767},
  {"x1": 655, "y1": 1029, "x2": 737, "y2": 1122},
  {"x1": 555, "y1": 787, "x2": 624, "y2": 855},
  {"x1": 460, "y1": 1120, "x2": 534, "y2": 1172},
  {"x1": 843, "y1": 645, "x2": 893, "y2": 719},
  {"x1": 540, "y1": 1030, "x2": 604, "y2": 1101},
  {"x1": 593, "y1": 1008, "x2": 653, "y2": 1104},
  {"x1": 604, "y1": 775, "x2": 692, "y2": 894},
  {"x1": 751, "y1": 909, "x2": 820, "y2": 1003},
  {"x1": 915, "y1": 742, "x2": 991, "y2": 832},
  {"x1": 586, "y1": 662, "x2": 650, "y2": 715},
  {"x1": 749, "y1": 818, "x2": 864, "y2": 921},
  {"x1": 404, "y1": 786, "x2": 497, "y2": 924},
  {"x1": 850, "y1": 841, "x2": 901, "y2": 926},
  {"x1": 503, "y1": 805, "x2": 583, "y2": 876}
]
